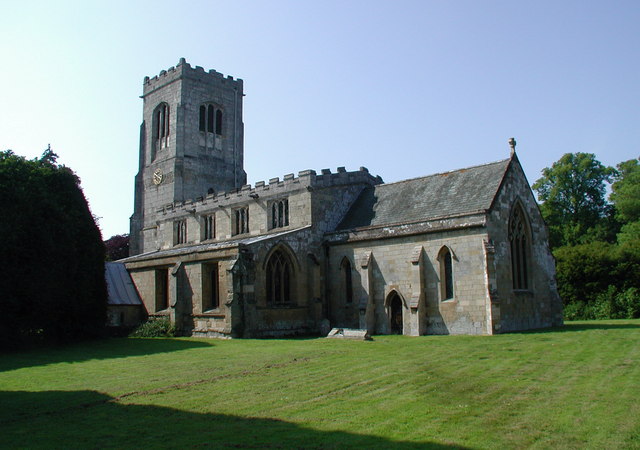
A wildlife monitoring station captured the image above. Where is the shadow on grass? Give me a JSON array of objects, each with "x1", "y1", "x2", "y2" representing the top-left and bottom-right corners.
[
  {"x1": 0, "y1": 337, "x2": 214, "y2": 372},
  {"x1": 513, "y1": 320, "x2": 640, "y2": 334},
  {"x1": 0, "y1": 390, "x2": 467, "y2": 449}
]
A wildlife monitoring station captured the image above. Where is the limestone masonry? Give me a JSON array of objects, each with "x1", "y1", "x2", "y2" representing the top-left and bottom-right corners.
[{"x1": 122, "y1": 59, "x2": 563, "y2": 337}]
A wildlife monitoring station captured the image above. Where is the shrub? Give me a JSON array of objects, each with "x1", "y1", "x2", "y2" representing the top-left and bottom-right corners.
[
  {"x1": 616, "y1": 287, "x2": 640, "y2": 319},
  {"x1": 563, "y1": 301, "x2": 586, "y2": 321},
  {"x1": 130, "y1": 318, "x2": 175, "y2": 338},
  {"x1": 0, "y1": 149, "x2": 107, "y2": 348}
]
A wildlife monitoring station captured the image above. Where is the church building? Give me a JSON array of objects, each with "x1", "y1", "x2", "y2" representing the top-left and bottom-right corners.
[{"x1": 122, "y1": 59, "x2": 563, "y2": 337}]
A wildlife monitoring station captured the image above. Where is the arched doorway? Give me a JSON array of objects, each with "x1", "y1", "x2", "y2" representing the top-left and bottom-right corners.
[{"x1": 389, "y1": 292, "x2": 403, "y2": 334}]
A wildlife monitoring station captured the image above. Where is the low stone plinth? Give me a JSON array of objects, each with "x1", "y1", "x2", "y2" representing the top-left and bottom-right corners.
[{"x1": 326, "y1": 328, "x2": 372, "y2": 341}]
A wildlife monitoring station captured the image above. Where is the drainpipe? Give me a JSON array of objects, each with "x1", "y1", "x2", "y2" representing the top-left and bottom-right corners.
[{"x1": 233, "y1": 87, "x2": 238, "y2": 188}]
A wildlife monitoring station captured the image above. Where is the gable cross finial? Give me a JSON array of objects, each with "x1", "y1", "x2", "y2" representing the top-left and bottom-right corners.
[{"x1": 508, "y1": 137, "x2": 516, "y2": 156}]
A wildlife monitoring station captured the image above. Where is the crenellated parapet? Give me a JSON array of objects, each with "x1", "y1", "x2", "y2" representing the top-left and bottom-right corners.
[
  {"x1": 158, "y1": 166, "x2": 382, "y2": 216},
  {"x1": 142, "y1": 58, "x2": 243, "y2": 98}
]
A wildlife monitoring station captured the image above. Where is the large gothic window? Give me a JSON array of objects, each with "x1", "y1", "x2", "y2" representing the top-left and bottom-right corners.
[
  {"x1": 266, "y1": 249, "x2": 293, "y2": 305},
  {"x1": 438, "y1": 246, "x2": 454, "y2": 301},
  {"x1": 509, "y1": 203, "x2": 530, "y2": 290}
]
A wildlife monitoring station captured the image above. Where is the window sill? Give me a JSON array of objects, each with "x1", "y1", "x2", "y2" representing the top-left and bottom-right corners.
[
  {"x1": 198, "y1": 310, "x2": 225, "y2": 318},
  {"x1": 259, "y1": 304, "x2": 304, "y2": 310},
  {"x1": 268, "y1": 225, "x2": 290, "y2": 232},
  {"x1": 513, "y1": 289, "x2": 534, "y2": 295}
]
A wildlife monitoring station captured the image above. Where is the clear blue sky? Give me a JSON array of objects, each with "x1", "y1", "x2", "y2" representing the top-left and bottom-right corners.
[{"x1": 1, "y1": 0, "x2": 638, "y2": 239}]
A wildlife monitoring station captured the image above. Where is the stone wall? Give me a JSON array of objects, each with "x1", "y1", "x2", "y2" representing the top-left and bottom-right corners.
[
  {"x1": 485, "y1": 157, "x2": 563, "y2": 332},
  {"x1": 327, "y1": 224, "x2": 491, "y2": 336}
]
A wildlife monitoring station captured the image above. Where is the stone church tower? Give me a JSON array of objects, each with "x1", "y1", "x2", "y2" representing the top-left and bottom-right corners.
[{"x1": 130, "y1": 58, "x2": 246, "y2": 255}]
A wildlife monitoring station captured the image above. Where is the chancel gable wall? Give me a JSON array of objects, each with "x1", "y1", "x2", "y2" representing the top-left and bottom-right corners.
[{"x1": 485, "y1": 156, "x2": 564, "y2": 333}]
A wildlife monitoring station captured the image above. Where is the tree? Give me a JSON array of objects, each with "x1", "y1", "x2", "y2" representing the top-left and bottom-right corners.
[
  {"x1": 105, "y1": 234, "x2": 130, "y2": 261},
  {"x1": 611, "y1": 158, "x2": 640, "y2": 223},
  {"x1": 532, "y1": 153, "x2": 616, "y2": 248},
  {"x1": 610, "y1": 158, "x2": 640, "y2": 244},
  {"x1": 0, "y1": 148, "x2": 107, "y2": 348}
]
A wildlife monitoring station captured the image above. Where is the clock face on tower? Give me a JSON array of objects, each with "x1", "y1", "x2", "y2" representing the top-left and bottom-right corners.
[{"x1": 152, "y1": 168, "x2": 164, "y2": 185}]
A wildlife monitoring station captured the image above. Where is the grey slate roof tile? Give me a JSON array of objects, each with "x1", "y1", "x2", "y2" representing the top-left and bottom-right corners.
[
  {"x1": 105, "y1": 262, "x2": 142, "y2": 305},
  {"x1": 337, "y1": 158, "x2": 510, "y2": 230}
]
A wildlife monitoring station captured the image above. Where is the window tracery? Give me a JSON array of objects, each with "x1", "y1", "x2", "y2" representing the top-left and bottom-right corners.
[
  {"x1": 266, "y1": 249, "x2": 292, "y2": 305},
  {"x1": 509, "y1": 203, "x2": 530, "y2": 290}
]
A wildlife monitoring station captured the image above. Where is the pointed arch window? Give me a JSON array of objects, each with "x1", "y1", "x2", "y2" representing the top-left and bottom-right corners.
[
  {"x1": 266, "y1": 249, "x2": 293, "y2": 305},
  {"x1": 438, "y1": 246, "x2": 454, "y2": 301},
  {"x1": 509, "y1": 203, "x2": 530, "y2": 290},
  {"x1": 152, "y1": 103, "x2": 170, "y2": 158},
  {"x1": 341, "y1": 257, "x2": 353, "y2": 304}
]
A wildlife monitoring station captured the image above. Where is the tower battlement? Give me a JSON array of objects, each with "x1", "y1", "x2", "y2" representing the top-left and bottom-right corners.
[{"x1": 142, "y1": 58, "x2": 242, "y2": 98}]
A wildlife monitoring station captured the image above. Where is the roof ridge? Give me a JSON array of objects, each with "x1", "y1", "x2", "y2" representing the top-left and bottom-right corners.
[{"x1": 379, "y1": 157, "x2": 510, "y2": 188}]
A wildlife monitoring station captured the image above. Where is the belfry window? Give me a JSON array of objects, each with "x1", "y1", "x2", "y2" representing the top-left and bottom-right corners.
[
  {"x1": 152, "y1": 103, "x2": 170, "y2": 158},
  {"x1": 270, "y1": 199, "x2": 289, "y2": 229},
  {"x1": 266, "y1": 249, "x2": 293, "y2": 305},
  {"x1": 215, "y1": 109, "x2": 223, "y2": 135},
  {"x1": 174, "y1": 219, "x2": 187, "y2": 245},
  {"x1": 207, "y1": 105, "x2": 215, "y2": 132},
  {"x1": 233, "y1": 207, "x2": 249, "y2": 236},
  {"x1": 509, "y1": 203, "x2": 530, "y2": 290},
  {"x1": 439, "y1": 246, "x2": 454, "y2": 301},
  {"x1": 199, "y1": 103, "x2": 223, "y2": 135},
  {"x1": 199, "y1": 105, "x2": 206, "y2": 131}
]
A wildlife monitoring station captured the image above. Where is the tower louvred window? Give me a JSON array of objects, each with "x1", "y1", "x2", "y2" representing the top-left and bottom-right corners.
[
  {"x1": 199, "y1": 104, "x2": 223, "y2": 135},
  {"x1": 207, "y1": 105, "x2": 214, "y2": 133}
]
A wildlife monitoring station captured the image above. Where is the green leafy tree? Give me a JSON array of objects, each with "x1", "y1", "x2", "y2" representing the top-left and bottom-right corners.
[
  {"x1": 533, "y1": 153, "x2": 615, "y2": 248},
  {"x1": 610, "y1": 158, "x2": 640, "y2": 244},
  {"x1": 0, "y1": 148, "x2": 107, "y2": 348},
  {"x1": 555, "y1": 241, "x2": 640, "y2": 320}
]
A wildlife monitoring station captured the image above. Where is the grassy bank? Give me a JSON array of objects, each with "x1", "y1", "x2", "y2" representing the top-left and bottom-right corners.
[{"x1": 1, "y1": 321, "x2": 639, "y2": 448}]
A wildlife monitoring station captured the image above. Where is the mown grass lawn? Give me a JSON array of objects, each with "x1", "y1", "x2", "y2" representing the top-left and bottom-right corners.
[{"x1": 1, "y1": 321, "x2": 639, "y2": 449}]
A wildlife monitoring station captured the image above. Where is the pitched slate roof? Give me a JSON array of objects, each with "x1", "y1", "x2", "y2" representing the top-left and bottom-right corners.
[
  {"x1": 105, "y1": 262, "x2": 142, "y2": 306},
  {"x1": 120, "y1": 226, "x2": 312, "y2": 263},
  {"x1": 337, "y1": 158, "x2": 511, "y2": 230}
]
